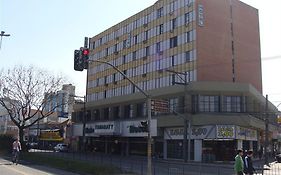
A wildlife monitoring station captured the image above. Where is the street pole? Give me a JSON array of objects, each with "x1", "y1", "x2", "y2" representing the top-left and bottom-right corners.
[
  {"x1": 82, "y1": 95, "x2": 86, "y2": 152},
  {"x1": 265, "y1": 94, "x2": 269, "y2": 166},
  {"x1": 147, "y1": 97, "x2": 152, "y2": 175},
  {"x1": 0, "y1": 31, "x2": 10, "y2": 49},
  {"x1": 167, "y1": 69, "x2": 191, "y2": 162}
]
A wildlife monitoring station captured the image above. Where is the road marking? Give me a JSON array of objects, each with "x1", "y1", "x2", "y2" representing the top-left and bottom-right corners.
[{"x1": 2, "y1": 164, "x2": 30, "y2": 175}]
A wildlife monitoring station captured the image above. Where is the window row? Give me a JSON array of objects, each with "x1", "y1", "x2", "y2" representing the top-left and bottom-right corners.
[
  {"x1": 88, "y1": 71, "x2": 196, "y2": 101},
  {"x1": 89, "y1": 8, "x2": 195, "y2": 50},
  {"x1": 89, "y1": 49, "x2": 195, "y2": 76}
]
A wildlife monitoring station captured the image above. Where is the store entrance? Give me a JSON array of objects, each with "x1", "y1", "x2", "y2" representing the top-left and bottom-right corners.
[{"x1": 203, "y1": 140, "x2": 236, "y2": 162}]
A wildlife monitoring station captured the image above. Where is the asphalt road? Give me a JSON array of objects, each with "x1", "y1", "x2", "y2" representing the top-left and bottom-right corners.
[{"x1": 0, "y1": 157, "x2": 79, "y2": 175}]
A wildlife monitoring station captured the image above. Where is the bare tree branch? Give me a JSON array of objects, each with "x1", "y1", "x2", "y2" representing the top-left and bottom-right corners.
[{"x1": 0, "y1": 65, "x2": 68, "y2": 144}]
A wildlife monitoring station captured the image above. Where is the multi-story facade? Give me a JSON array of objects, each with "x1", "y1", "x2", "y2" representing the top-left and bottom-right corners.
[
  {"x1": 44, "y1": 84, "x2": 75, "y2": 123},
  {"x1": 72, "y1": 0, "x2": 278, "y2": 162}
]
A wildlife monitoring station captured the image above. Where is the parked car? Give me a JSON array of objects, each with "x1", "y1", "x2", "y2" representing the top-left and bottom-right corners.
[
  {"x1": 26, "y1": 142, "x2": 38, "y2": 149},
  {"x1": 53, "y1": 143, "x2": 68, "y2": 152},
  {"x1": 276, "y1": 154, "x2": 281, "y2": 163}
]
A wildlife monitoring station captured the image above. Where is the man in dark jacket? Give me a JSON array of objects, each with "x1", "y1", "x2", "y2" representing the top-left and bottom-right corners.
[{"x1": 244, "y1": 150, "x2": 255, "y2": 175}]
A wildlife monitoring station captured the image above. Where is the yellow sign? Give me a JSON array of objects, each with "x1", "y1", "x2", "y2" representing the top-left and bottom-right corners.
[{"x1": 39, "y1": 130, "x2": 63, "y2": 141}]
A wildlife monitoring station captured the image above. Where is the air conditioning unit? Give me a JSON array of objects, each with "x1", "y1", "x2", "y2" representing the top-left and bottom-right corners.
[
  {"x1": 114, "y1": 51, "x2": 119, "y2": 55},
  {"x1": 143, "y1": 40, "x2": 147, "y2": 44}
]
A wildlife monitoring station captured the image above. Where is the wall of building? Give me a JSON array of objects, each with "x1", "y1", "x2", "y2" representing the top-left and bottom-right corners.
[{"x1": 196, "y1": 0, "x2": 262, "y2": 92}]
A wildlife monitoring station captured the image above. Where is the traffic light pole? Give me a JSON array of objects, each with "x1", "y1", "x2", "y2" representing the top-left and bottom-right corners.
[
  {"x1": 87, "y1": 59, "x2": 153, "y2": 175},
  {"x1": 265, "y1": 94, "x2": 269, "y2": 166}
]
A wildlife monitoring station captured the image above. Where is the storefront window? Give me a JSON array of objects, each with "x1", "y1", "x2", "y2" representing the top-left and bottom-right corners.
[
  {"x1": 199, "y1": 95, "x2": 219, "y2": 112},
  {"x1": 223, "y1": 96, "x2": 241, "y2": 112},
  {"x1": 167, "y1": 140, "x2": 194, "y2": 160}
]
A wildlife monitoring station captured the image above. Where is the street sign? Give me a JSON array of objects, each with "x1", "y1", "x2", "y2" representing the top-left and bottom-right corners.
[{"x1": 151, "y1": 99, "x2": 169, "y2": 113}]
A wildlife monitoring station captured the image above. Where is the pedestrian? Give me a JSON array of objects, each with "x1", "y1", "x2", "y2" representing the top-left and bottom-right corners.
[
  {"x1": 234, "y1": 149, "x2": 244, "y2": 175},
  {"x1": 244, "y1": 150, "x2": 255, "y2": 175}
]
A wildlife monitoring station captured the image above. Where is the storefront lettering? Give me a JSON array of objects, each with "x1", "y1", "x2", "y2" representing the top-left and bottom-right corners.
[
  {"x1": 217, "y1": 126, "x2": 234, "y2": 138},
  {"x1": 169, "y1": 127, "x2": 208, "y2": 136},
  {"x1": 85, "y1": 127, "x2": 95, "y2": 134},
  {"x1": 129, "y1": 125, "x2": 147, "y2": 133},
  {"x1": 95, "y1": 124, "x2": 114, "y2": 130},
  {"x1": 192, "y1": 128, "x2": 207, "y2": 136}
]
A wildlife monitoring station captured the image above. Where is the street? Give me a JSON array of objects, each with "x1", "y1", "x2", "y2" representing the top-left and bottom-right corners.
[{"x1": 0, "y1": 157, "x2": 79, "y2": 175}]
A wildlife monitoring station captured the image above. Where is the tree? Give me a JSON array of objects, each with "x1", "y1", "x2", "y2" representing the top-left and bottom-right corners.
[{"x1": 0, "y1": 65, "x2": 66, "y2": 148}]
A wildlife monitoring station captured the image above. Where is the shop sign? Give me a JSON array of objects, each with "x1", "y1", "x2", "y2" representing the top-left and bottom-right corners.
[
  {"x1": 216, "y1": 125, "x2": 235, "y2": 139},
  {"x1": 85, "y1": 121, "x2": 120, "y2": 136},
  {"x1": 236, "y1": 126, "x2": 257, "y2": 141},
  {"x1": 164, "y1": 126, "x2": 215, "y2": 140},
  {"x1": 122, "y1": 119, "x2": 157, "y2": 137},
  {"x1": 198, "y1": 4, "x2": 204, "y2": 26}
]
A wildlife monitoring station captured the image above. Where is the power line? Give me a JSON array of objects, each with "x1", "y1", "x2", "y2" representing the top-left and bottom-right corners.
[{"x1": 262, "y1": 55, "x2": 281, "y2": 61}]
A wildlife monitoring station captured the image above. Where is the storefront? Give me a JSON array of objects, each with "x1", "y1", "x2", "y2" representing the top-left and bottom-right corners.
[
  {"x1": 164, "y1": 125, "x2": 259, "y2": 162},
  {"x1": 73, "y1": 119, "x2": 157, "y2": 155}
]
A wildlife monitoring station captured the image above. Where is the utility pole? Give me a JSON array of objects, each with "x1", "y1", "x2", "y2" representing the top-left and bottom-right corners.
[
  {"x1": 166, "y1": 69, "x2": 191, "y2": 162},
  {"x1": 82, "y1": 95, "x2": 86, "y2": 152},
  {"x1": 265, "y1": 94, "x2": 269, "y2": 166},
  {"x1": 0, "y1": 31, "x2": 10, "y2": 49}
]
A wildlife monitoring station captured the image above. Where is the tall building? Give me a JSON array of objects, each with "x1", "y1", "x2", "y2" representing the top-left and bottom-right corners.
[
  {"x1": 72, "y1": 0, "x2": 278, "y2": 162},
  {"x1": 44, "y1": 84, "x2": 75, "y2": 123}
]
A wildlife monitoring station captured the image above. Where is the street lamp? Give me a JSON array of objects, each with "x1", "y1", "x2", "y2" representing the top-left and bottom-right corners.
[
  {"x1": 0, "y1": 31, "x2": 10, "y2": 49},
  {"x1": 165, "y1": 69, "x2": 191, "y2": 162},
  {"x1": 87, "y1": 60, "x2": 153, "y2": 175}
]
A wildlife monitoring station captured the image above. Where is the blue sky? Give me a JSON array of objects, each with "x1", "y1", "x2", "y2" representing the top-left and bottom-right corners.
[{"x1": 1, "y1": 0, "x2": 281, "y2": 107}]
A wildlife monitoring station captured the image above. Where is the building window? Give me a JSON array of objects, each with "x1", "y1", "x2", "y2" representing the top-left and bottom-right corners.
[
  {"x1": 199, "y1": 95, "x2": 220, "y2": 112},
  {"x1": 123, "y1": 55, "x2": 126, "y2": 64},
  {"x1": 156, "y1": 42, "x2": 161, "y2": 53},
  {"x1": 113, "y1": 73, "x2": 117, "y2": 83},
  {"x1": 144, "y1": 30, "x2": 149, "y2": 40},
  {"x1": 158, "y1": 24, "x2": 164, "y2": 35},
  {"x1": 171, "y1": 18, "x2": 177, "y2": 30},
  {"x1": 124, "y1": 104, "x2": 132, "y2": 119},
  {"x1": 134, "y1": 35, "x2": 138, "y2": 45},
  {"x1": 123, "y1": 70, "x2": 127, "y2": 79},
  {"x1": 123, "y1": 39, "x2": 127, "y2": 49},
  {"x1": 170, "y1": 1, "x2": 175, "y2": 13},
  {"x1": 170, "y1": 36, "x2": 178, "y2": 48},
  {"x1": 223, "y1": 96, "x2": 241, "y2": 112},
  {"x1": 145, "y1": 46, "x2": 150, "y2": 56},
  {"x1": 157, "y1": 7, "x2": 163, "y2": 18},
  {"x1": 112, "y1": 106, "x2": 120, "y2": 119},
  {"x1": 103, "y1": 108, "x2": 109, "y2": 120},
  {"x1": 99, "y1": 38, "x2": 102, "y2": 45},
  {"x1": 136, "y1": 103, "x2": 145, "y2": 117},
  {"x1": 186, "y1": 31, "x2": 191, "y2": 43},
  {"x1": 185, "y1": 51, "x2": 191, "y2": 62},
  {"x1": 93, "y1": 109, "x2": 101, "y2": 121},
  {"x1": 105, "y1": 48, "x2": 109, "y2": 56},
  {"x1": 185, "y1": 12, "x2": 190, "y2": 24},
  {"x1": 114, "y1": 44, "x2": 118, "y2": 52},
  {"x1": 171, "y1": 55, "x2": 175, "y2": 66},
  {"x1": 132, "y1": 51, "x2": 137, "y2": 60}
]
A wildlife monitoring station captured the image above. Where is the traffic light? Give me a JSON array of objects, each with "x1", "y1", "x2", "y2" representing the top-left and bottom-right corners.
[
  {"x1": 140, "y1": 120, "x2": 148, "y2": 132},
  {"x1": 74, "y1": 50, "x2": 84, "y2": 71},
  {"x1": 82, "y1": 48, "x2": 89, "y2": 69}
]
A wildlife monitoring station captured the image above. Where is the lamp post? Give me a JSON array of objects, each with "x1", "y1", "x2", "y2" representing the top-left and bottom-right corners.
[
  {"x1": 165, "y1": 69, "x2": 191, "y2": 162},
  {"x1": 87, "y1": 60, "x2": 153, "y2": 175},
  {"x1": 0, "y1": 31, "x2": 10, "y2": 49}
]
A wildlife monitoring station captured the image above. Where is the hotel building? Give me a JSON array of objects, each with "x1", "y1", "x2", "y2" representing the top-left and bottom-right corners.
[{"x1": 72, "y1": 0, "x2": 279, "y2": 162}]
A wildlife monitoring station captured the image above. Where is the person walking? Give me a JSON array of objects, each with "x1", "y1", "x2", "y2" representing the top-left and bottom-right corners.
[
  {"x1": 12, "y1": 138, "x2": 22, "y2": 164},
  {"x1": 234, "y1": 149, "x2": 244, "y2": 175},
  {"x1": 244, "y1": 150, "x2": 255, "y2": 175}
]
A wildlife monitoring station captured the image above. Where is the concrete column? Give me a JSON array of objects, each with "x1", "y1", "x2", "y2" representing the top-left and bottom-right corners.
[
  {"x1": 237, "y1": 140, "x2": 243, "y2": 149},
  {"x1": 163, "y1": 140, "x2": 167, "y2": 159},
  {"x1": 194, "y1": 139, "x2": 202, "y2": 162}
]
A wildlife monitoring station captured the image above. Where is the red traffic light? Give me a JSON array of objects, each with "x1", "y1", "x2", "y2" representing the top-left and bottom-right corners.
[{"x1": 83, "y1": 49, "x2": 89, "y2": 55}]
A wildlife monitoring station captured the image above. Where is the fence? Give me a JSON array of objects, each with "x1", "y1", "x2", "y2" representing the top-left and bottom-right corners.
[{"x1": 27, "y1": 149, "x2": 280, "y2": 175}]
